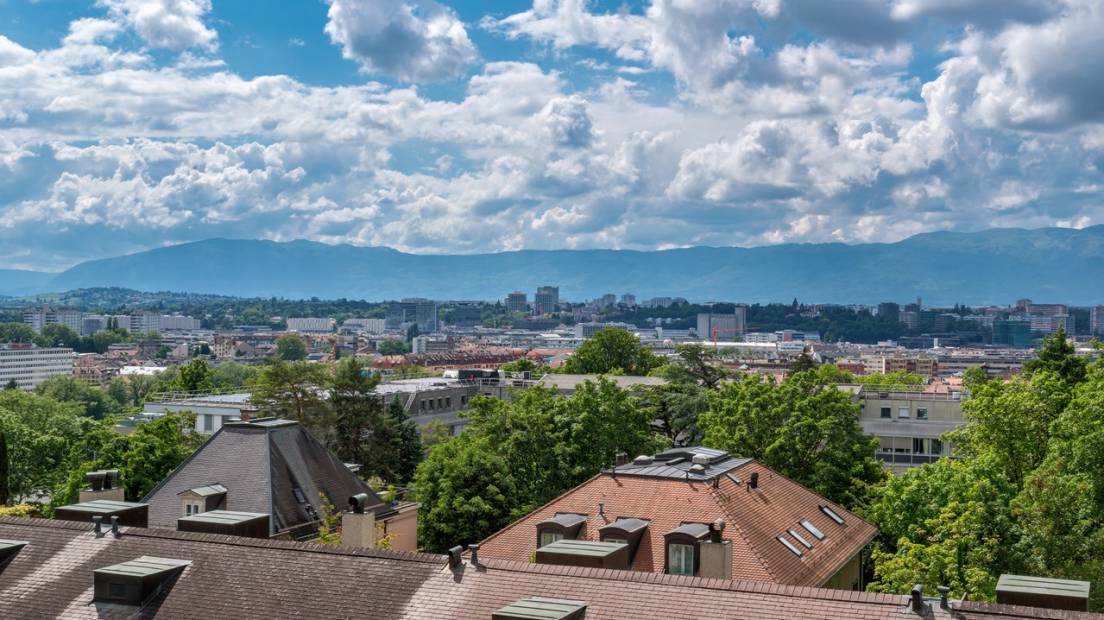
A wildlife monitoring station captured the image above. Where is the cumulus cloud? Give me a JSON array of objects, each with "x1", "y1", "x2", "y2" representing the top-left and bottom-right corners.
[
  {"x1": 324, "y1": 0, "x2": 477, "y2": 82},
  {"x1": 98, "y1": 0, "x2": 218, "y2": 51}
]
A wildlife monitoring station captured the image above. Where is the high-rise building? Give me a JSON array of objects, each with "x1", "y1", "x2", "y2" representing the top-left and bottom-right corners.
[
  {"x1": 877, "y1": 302, "x2": 899, "y2": 321},
  {"x1": 1092, "y1": 305, "x2": 1104, "y2": 337},
  {"x1": 597, "y1": 293, "x2": 617, "y2": 308},
  {"x1": 899, "y1": 311, "x2": 919, "y2": 330},
  {"x1": 129, "y1": 313, "x2": 201, "y2": 333},
  {"x1": 697, "y1": 308, "x2": 746, "y2": 341},
  {"x1": 341, "y1": 318, "x2": 386, "y2": 334},
  {"x1": 389, "y1": 298, "x2": 438, "y2": 333},
  {"x1": 505, "y1": 291, "x2": 528, "y2": 314},
  {"x1": 23, "y1": 307, "x2": 84, "y2": 334},
  {"x1": 620, "y1": 293, "x2": 636, "y2": 306},
  {"x1": 534, "y1": 286, "x2": 559, "y2": 315},
  {"x1": 0, "y1": 343, "x2": 75, "y2": 390}
]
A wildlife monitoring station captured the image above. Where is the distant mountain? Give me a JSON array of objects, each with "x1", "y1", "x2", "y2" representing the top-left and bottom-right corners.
[
  {"x1": 11, "y1": 226, "x2": 1104, "y2": 304},
  {"x1": 0, "y1": 269, "x2": 55, "y2": 297}
]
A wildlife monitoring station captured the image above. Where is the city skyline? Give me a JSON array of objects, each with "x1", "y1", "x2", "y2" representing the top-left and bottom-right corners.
[{"x1": 1, "y1": 0, "x2": 1102, "y2": 271}]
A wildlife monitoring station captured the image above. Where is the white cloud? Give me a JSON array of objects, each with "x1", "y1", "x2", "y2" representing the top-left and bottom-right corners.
[
  {"x1": 98, "y1": 0, "x2": 218, "y2": 52},
  {"x1": 324, "y1": 0, "x2": 477, "y2": 82}
]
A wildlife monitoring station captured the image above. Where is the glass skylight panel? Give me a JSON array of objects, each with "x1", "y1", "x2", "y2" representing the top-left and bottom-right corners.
[
  {"x1": 800, "y1": 519, "x2": 825, "y2": 540},
  {"x1": 777, "y1": 535, "x2": 803, "y2": 557},
  {"x1": 787, "y1": 529, "x2": 813, "y2": 549},
  {"x1": 819, "y1": 505, "x2": 845, "y2": 525}
]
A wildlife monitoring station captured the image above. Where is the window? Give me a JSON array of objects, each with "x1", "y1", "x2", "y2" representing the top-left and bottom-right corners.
[
  {"x1": 182, "y1": 500, "x2": 203, "y2": 517},
  {"x1": 880, "y1": 407, "x2": 891, "y2": 419},
  {"x1": 931, "y1": 438, "x2": 943, "y2": 455},
  {"x1": 777, "y1": 535, "x2": 803, "y2": 557},
  {"x1": 203, "y1": 414, "x2": 214, "y2": 431},
  {"x1": 446, "y1": 397, "x2": 452, "y2": 408},
  {"x1": 668, "y1": 543, "x2": 695, "y2": 576},
  {"x1": 800, "y1": 519, "x2": 825, "y2": 540},
  {"x1": 604, "y1": 537, "x2": 627, "y2": 545},
  {"x1": 787, "y1": 529, "x2": 813, "y2": 549},
  {"x1": 898, "y1": 407, "x2": 910, "y2": 418},
  {"x1": 913, "y1": 438, "x2": 926, "y2": 454},
  {"x1": 539, "y1": 531, "x2": 563, "y2": 547},
  {"x1": 916, "y1": 407, "x2": 928, "y2": 420},
  {"x1": 820, "y1": 505, "x2": 846, "y2": 525}
]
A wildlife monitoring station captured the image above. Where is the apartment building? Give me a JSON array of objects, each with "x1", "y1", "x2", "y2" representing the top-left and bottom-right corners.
[
  {"x1": 341, "y1": 318, "x2": 386, "y2": 334},
  {"x1": 0, "y1": 343, "x2": 75, "y2": 390},
  {"x1": 505, "y1": 291, "x2": 528, "y2": 314},
  {"x1": 534, "y1": 286, "x2": 559, "y2": 315},
  {"x1": 285, "y1": 317, "x2": 335, "y2": 333},
  {"x1": 1093, "y1": 305, "x2": 1104, "y2": 337},
  {"x1": 856, "y1": 386, "x2": 964, "y2": 474}
]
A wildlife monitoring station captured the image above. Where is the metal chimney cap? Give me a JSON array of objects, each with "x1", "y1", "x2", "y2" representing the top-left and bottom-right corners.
[
  {"x1": 632, "y1": 455, "x2": 653, "y2": 466},
  {"x1": 348, "y1": 493, "x2": 370, "y2": 514}
]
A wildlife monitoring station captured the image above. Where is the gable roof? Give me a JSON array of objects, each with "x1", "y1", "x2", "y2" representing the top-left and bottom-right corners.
[
  {"x1": 141, "y1": 419, "x2": 383, "y2": 537},
  {"x1": 476, "y1": 458, "x2": 877, "y2": 587},
  {"x1": 0, "y1": 517, "x2": 1090, "y2": 620}
]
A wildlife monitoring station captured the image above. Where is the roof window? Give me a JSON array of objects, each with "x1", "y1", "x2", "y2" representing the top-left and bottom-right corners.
[
  {"x1": 800, "y1": 519, "x2": 825, "y2": 540},
  {"x1": 777, "y1": 535, "x2": 803, "y2": 557},
  {"x1": 819, "y1": 505, "x2": 845, "y2": 525},
  {"x1": 787, "y1": 528, "x2": 813, "y2": 549},
  {"x1": 0, "y1": 540, "x2": 28, "y2": 573}
]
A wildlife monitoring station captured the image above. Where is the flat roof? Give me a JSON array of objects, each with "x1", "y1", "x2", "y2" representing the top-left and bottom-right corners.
[
  {"x1": 493, "y1": 597, "x2": 586, "y2": 620},
  {"x1": 536, "y1": 539, "x2": 627, "y2": 558},
  {"x1": 178, "y1": 510, "x2": 268, "y2": 525},
  {"x1": 997, "y1": 574, "x2": 1091, "y2": 598},
  {"x1": 95, "y1": 556, "x2": 191, "y2": 579},
  {"x1": 56, "y1": 500, "x2": 146, "y2": 513}
]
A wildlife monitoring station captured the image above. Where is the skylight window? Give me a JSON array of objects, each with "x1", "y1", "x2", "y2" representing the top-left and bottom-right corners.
[
  {"x1": 819, "y1": 505, "x2": 845, "y2": 525},
  {"x1": 787, "y1": 529, "x2": 813, "y2": 549},
  {"x1": 777, "y1": 535, "x2": 803, "y2": 557},
  {"x1": 800, "y1": 519, "x2": 825, "y2": 540}
]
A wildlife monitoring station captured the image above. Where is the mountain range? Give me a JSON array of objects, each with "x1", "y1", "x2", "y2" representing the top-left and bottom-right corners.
[{"x1": 2, "y1": 226, "x2": 1103, "y2": 305}]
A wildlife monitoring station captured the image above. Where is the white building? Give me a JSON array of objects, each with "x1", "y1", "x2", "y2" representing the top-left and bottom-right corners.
[
  {"x1": 0, "y1": 344, "x2": 75, "y2": 390},
  {"x1": 286, "y1": 317, "x2": 335, "y2": 333},
  {"x1": 143, "y1": 393, "x2": 258, "y2": 434},
  {"x1": 342, "y1": 318, "x2": 386, "y2": 334},
  {"x1": 129, "y1": 313, "x2": 202, "y2": 333}
]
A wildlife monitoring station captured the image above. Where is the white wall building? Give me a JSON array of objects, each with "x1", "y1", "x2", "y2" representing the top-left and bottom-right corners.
[
  {"x1": 342, "y1": 318, "x2": 387, "y2": 334},
  {"x1": 0, "y1": 344, "x2": 75, "y2": 390},
  {"x1": 286, "y1": 317, "x2": 335, "y2": 333}
]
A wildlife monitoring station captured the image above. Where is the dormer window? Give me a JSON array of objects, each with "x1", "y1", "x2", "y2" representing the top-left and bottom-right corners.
[
  {"x1": 536, "y1": 513, "x2": 587, "y2": 548},
  {"x1": 177, "y1": 484, "x2": 227, "y2": 518},
  {"x1": 599, "y1": 517, "x2": 649, "y2": 564},
  {"x1": 664, "y1": 522, "x2": 710, "y2": 576}
]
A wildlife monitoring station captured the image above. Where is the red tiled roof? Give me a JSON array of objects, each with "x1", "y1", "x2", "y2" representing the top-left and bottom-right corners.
[
  {"x1": 477, "y1": 460, "x2": 878, "y2": 587},
  {"x1": 0, "y1": 517, "x2": 1092, "y2": 620}
]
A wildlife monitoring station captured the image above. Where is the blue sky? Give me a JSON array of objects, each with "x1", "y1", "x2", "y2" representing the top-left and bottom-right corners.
[{"x1": 0, "y1": 0, "x2": 1101, "y2": 271}]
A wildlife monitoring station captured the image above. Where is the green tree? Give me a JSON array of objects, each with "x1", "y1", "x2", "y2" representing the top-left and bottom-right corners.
[
  {"x1": 330, "y1": 358, "x2": 397, "y2": 480},
  {"x1": 789, "y1": 350, "x2": 817, "y2": 373},
  {"x1": 0, "y1": 429, "x2": 9, "y2": 505},
  {"x1": 209, "y1": 362, "x2": 258, "y2": 390},
  {"x1": 961, "y1": 366, "x2": 990, "y2": 391},
  {"x1": 37, "y1": 324, "x2": 80, "y2": 348},
  {"x1": 661, "y1": 344, "x2": 728, "y2": 388},
  {"x1": 275, "y1": 334, "x2": 307, "y2": 361},
  {"x1": 856, "y1": 371, "x2": 926, "y2": 390},
  {"x1": 562, "y1": 327, "x2": 663, "y2": 375},
  {"x1": 377, "y1": 340, "x2": 410, "y2": 356},
  {"x1": 633, "y1": 382, "x2": 707, "y2": 446},
  {"x1": 699, "y1": 371, "x2": 883, "y2": 507},
  {"x1": 388, "y1": 396, "x2": 423, "y2": 484},
  {"x1": 420, "y1": 419, "x2": 452, "y2": 451},
  {"x1": 1024, "y1": 326, "x2": 1087, "y2": 384},
  {"x1": 251, "y1": 359, "x2": 332, "y2": 438},
  {"x1": 0, "y1": 390, "x2": 91, "y2": 501},
  {"x1": 0, "y1": 323, "x2": 36, "y2": 344},
  {"x1": 317, "y1": 492, "x2": 342, "y2": 545},
  {"x1": 178, "y1": 359, "x2": 214, "y2": 392},
  {"x1": 3, "y1": 379, "x2": 17, "y2": 391},
  {"x1": 35, "y1": 375, "x2": 119, "y2": 419}
]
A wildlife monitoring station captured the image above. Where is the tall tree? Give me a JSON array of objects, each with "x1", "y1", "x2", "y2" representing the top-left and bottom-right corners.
[
  {"x1": 562, "y1": 327, "x2": 663, "y2": 375},
  {"x1": 276, "y1": 334, "x2": 308, "y2": 361},
  {"x1": 0, "y1": 429, "x2": 9, "y2": 505},
  {"x1": 387, "y1": 396, "x2": 423, "y2": 484},
  {"x1": 251, "y1": 359, "x2": 332, "y2": 439},
  {"x1": 35, "y1": 376, "x2": 119, "y2": 419},
  {"x1": 662, "y1": 344, "x2": 728, "y2": 388},
  {"x1": 330, "y1": 358, "x2": 397, "y2": 480},
  {"x1": 699, "y1": 371, "x2": 883, "y2": 507},
  {"x1": 1024, "y1": 326, "x2": 1087, "y2": 384},
  {"x1": 633, "y1": 383, "x2": 707, "y2": 446},
  {"x1": 0, "y1": 390, "x2": 92, "y2": 502}
]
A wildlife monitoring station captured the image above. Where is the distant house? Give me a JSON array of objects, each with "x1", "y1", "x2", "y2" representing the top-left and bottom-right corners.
[
  {"x1": 477, "y1": 446, "x2": 877, "y2": 590},
  {"x1": 141, "y1": 418, "x2": 413, "y2": 546}
]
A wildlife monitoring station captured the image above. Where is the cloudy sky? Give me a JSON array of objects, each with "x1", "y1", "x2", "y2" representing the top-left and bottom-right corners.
[{"x1": 0, "y1": 0, "x2": 1102, "y2": 271}]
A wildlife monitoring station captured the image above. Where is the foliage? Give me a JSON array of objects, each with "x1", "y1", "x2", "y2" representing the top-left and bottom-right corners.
[
  {"x1": 420, "y1": 419, "x2": 452, "y2": 451},
  {"x1": 0, "y1": 390, "x2": 92, "y2": 502},
  {"x1": 209, "y1": 362, "x2": 258, "y2": 390},
  {"x1": 633, "y1": 382, "x2": 707, "y2": 446},
  {"x1": 562, "y1": 327, "x2": 663, "y2": 375},
  {"x1": 0, "y1": 322, "x2": 36, "y2": 343},
  {"x1": 499, "y1": 358, "x2": 547, "y2": 378},
  {"x1": 276, "y1": 334, "x2": 308, "y2": 361},
  {"x1": 251, "y1": 359, "x2": 332, "y2": 439},
  {"x1": 3, "y1": 379, "x2": 17, "y2": 390},
  {"x1": 699, "y1": 371, "x2": 884, "y2": 507},
  {"x1": 0, "y1": 503, "x2": 39, "y2": 517},
  {"x1": 317, "y1": 492, "x2": 342, "y2": 546},
  {"x1": 1024, "y1": 327, "x2": 1087, "y2": 384},
  {"x1": 789, "y1": 350, "x2": 817, "y2": 373},
  {"x1": 413, "y1": 379, "x2": 665, "y2": 552},
  {"x1": 388, "y1": 396, "x2": 423, "y2": 483},
  {"x1": 661, "y1": 344, "x2": 728, "y2": 388},
  {"x1": 35, "y1": 376, "x2": 120, "y2": 419},
  {"x1": 331, "y1": 358, "x2": 397, "y2": 480},
  {"x1": 855, "y1": 371, "x2": 926, "y2": 390},
  {"x1": 0, "y1": 428, "x2": 9, "y2": 505},
  {"x1": 376, "y1": 340, "x2": 411, "y2": 356}
]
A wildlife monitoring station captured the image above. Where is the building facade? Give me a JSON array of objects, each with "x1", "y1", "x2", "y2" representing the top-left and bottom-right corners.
[
  {"x1": 286, "y1": 317, "x2": 336, "y2": 333},
  {"x1": 534, "y1": 286, "x2": 559, "y2": 315},
  {"x1": 856, "y1": 387, "x2": 964, "y2": 474},
  {"x1": 505, "y1": 291, "x2": 528, "y2": 314},
  {"x1": 697, "y1": 309, "x2": 746, "y2": 341},
  {"x1": 0, "y1": 344, "x2": 75, "y2": 390}
]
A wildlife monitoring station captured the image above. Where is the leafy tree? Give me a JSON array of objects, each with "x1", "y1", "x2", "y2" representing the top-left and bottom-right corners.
[
  {"x1": 420, "y1": 419, "x2": 452, "y2": 451},
  {"x1": 276, "y1": 334, "x2": 308, "y2": 361},
  {"x1": 0, "y1": 390, "x2": 91, "y2": 501},
  {"x1": 961, "y1": 366, "x2": 990, "y2": 391},
  {"x1": 0, "y1": 428, "x2": 9, "y2": 505},
  {"x1": 251, "y1": 359, "x2": 331, "y2": 438},
  {"x1": 376, "y1": 340, "x2": 410, "y2": 356},
  {"x1": 3, "y1": 379, "x2": 17, "y2": 391},
  {"x1": 856, "y1": 371, "x2": 926, "y2": 390},
  {"x1": 209, "y1": 362, "x2": 257, "y2": 390},
  {"x1": 414, "y1": 434, "x2": 518, "y2": 553},
  {"x1": 178, "y1": 359, "x2": 214, "y2": 392},
  {"x1": 633, "y1": 382, "x2": 707, "y2": 446},
  {"x1": 37, "y1": 324, "x2": 80, "y2": 348},
  {"x1": 1024, "y1": 327, "x2": 1087, "y2": 384},
  {"x1": 700, "y1": 371, "x2": 883, "y2": 507},
  {"x1": 0, "y1": 323, "x2": 36, "y2": 344},
  {"x1": 35, "y1": 376, "x2": 119, "y2": 419},
  {"x1": 499, "y1": 358, "x2": 546, "y2": 378},
  {"x1": 388, "y1": 396, "x2": 423, "y2": 483},
  {"x1": 317, "y1": 492, "x2": 342, "y2": 546},
  {"x1": 789, "y1": 350, "x2": 817, "y2": 374},
  {"x1": 330, "y1": 358, "x2": 397, "y2": 480},
  {"x1": 661, "y1": 344, "x2": 728, "y2": 388},
  {"x1": 562, "y1": 327, "x2": 663, "y2": 375}
]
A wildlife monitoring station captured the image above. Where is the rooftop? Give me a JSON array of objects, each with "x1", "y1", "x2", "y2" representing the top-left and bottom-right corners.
[
  {"x1": 606, "y1": 446, "x2": 753, "y2": 481},
  {"x1": 0, "y1": 517, "x2": 1088, "y2": 620}
]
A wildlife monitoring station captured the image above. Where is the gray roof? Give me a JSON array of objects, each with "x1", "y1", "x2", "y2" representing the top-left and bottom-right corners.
[
  {"x1": 606, "y1": 447, "x2": 752, "y2": 482},
  {"x1": 142, "y1": 419, "x2": 383, "y2": 537},
  {"x1": 535, "y1": 374, "x2": 668, "y2": 392},
  {"x1": 178, "y1": 484, "x2": 227, "y2": 497}
]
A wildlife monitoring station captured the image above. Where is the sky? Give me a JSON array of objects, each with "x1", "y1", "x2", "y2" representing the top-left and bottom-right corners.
[{"x1": 0, "y1": 0, "x2": 1101, "y2": 271}]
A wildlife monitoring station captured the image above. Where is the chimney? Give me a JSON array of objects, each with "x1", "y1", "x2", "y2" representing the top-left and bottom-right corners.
[
  {"x1": 80, "y1": 470, "x2": 125, "y2": 503},
  {"x1": 748, "y1": 472, "x2": 759, "y2": 490},
  {"x1": 340, "y1": 493, "x2": 376, "y2": 549},
  {"x1": 699, "y1": 520, "x2": 731, "y2": 580},
  {"x1": 468, "y1": 543, "x2": 480, "y2": 566},
  {"x1": 937, "y1": 585, "x2": 950, "y2": 609},
  {"x1": 111, "y1": 515, "x2": 121, "y2": 538},
  {"x1": 92, "y1": 516, "x2": 105, "y2": 538},
  {"x1": 448, "y1": 545, "x2": 464, "y2": 569},
  {"x1": 909, "y1": 584, "x2": 927, "y2": 614},
  {"x1": 615, "y1": 452, "x2": 629, "y2": 467}
]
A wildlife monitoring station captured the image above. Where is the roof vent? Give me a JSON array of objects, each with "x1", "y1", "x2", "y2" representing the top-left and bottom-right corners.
[
  {"x1": 349, "y1": 493, "x2": 371, "y2": 514},
  {"x1": 689, "y1": 464, "x2": 706, "y2": 475},
  {"x1": 93, "y1": 556, "x2": 190, "y2": 607},
  {"x1": 691, "y1": 454, "x2": 711, "y2": 466},
  {"x1": 749, "y1": 472, "x2": 759, "y2": 489},
  {"x1": 632, "y1": 455, "x2": 653, "y2": 466},
  {"x1": 614, "y1": 452, "x2": 629, "y2": 466},
  {"x1": 996, "y1": 574, "x2": 1091, "y2": 611},
  {"x1": 0, "y1": 540, "x2": 28, "y2": 573}
]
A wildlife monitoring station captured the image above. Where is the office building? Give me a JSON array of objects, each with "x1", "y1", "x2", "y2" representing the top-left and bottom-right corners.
[
  {"x1": 534, "y1": 286, "x2": 559, "y2": 315},
  {"x1": 898, "y1": 311, "x2": 919, "y2": 330},
  {"x1": 341, "y1": 318, "x2": 386, "y2": 334},
  {"x1": 856, "y1": 386, "x2": 963, "y2": 474},
  {"x1": 286, "y1": 317, "x2": 335, "y2": 333},
  {"x1": 620, "y1": 293, "x2": 636, "y2": 306},
  {"x1": 697, "y1": 308, "x2": 746, "y2": 341},
  {"x1": 876, "y1": 302, "x2": 899, "y2": 321},
  {"x1": 130, "y1": 313, "x2": 201, "y2": 333},
  {"x1": 22, "y1": 308, "x2": 84, "y2": 334},
  {"x1": 505, "y1": 291, "x2": 528, "y2": 314},
  {"x1": 389, "y1": 298, "x2": 438, "y2": 333},
  {"x1": 0, "y1": 343, "x2": 75, "y2": 390},
  {"x1": 1092, "y1": 305, "x2": 1104, "y2": 337}
]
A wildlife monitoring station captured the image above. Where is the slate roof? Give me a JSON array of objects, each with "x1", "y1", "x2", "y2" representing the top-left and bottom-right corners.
[
  {"x1": 0, "y1": 517, "x2": 1095, "y2": 620},
  {"x1": 477, "y1": 458, "x2": 878, "y2": 587},
  {"x1": 141, "y1": 419, "x2": 384, "y2": 538}
]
